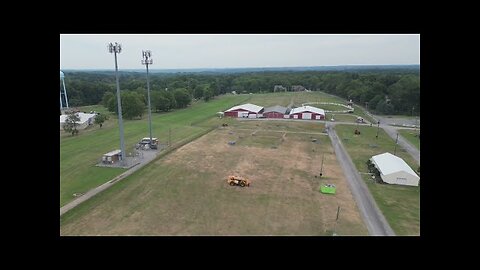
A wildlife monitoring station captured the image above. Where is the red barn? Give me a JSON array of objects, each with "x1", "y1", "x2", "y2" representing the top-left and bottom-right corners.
[
  {"x1": 289, "y1": 106, "x2": 325, "y2": 120},
  {"x1": 263, "y1": 105, "x2": 289, "y2": 118},
  {"x1": 224, "y1": 103, "x2": 264, "y2": 118}
]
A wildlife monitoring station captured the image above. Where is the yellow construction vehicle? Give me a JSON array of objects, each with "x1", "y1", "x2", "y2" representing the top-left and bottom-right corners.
[{"x1": 227, "y1": 175, "x2": 250, "y2": 187}]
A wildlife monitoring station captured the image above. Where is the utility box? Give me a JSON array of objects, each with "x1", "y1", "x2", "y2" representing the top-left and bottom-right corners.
[{"x1": 102, "y1": 150, "x2": 122, "y2": 164}]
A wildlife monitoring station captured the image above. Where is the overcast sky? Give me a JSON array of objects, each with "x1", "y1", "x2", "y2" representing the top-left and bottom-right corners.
[{"x1": 60, "y1": 34, "x2": 420, "y2": 69}]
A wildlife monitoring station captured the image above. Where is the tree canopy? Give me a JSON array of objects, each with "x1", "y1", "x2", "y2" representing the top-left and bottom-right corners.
[{"x1": 63, "y1": 68, "x2": 419, "y2": 115}]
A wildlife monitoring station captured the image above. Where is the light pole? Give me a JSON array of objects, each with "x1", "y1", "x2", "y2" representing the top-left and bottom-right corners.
[
  {"x1": 412, "y1": 106, "x2": 418, "y2": 132},
  {"x1": 394, "y1": 133, "x2": 399, "y2": 155},
  {"x1": 108, "y1": 42, "x2": 126, "y2": 165},
  {"x1": 142, "y1": 50, "x2": 153, "y2": 145},
  {"x1": 320, "y1": 153, "x2": 325, "y2": 177},
  {"x1": 333, "y1": 206, "x2": 340, "y2": 236},
  {"x1": 376, "y1": 121, "x2": 380, "y2": 139}
]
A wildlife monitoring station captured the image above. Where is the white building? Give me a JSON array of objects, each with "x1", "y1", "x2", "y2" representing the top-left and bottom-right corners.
[
  {"x1": 289, "y1": 105, "x2": 325, "y2": 120},
  {"x1": 224, "y1": 103, "x2": 264, "y2": 118},
  {"x1": 370, "y1": 152, "x2": 420, "y2": 186},
  {"x1": 60, "y1": 112, "x2": 96, "y2": 130}
]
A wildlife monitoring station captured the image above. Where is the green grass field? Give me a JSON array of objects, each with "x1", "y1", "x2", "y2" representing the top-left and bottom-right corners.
[
  {"x1": 60, "y1": 91, "x2": 370, "y2": 208},
  {"x1": 319, "y1": 104, "x2": 350, "y2": 112},
  {"x1": 325, "y1": 113, "x2": 359, "y2": 123},
  {"x1": 335, "y1": 124, "x2": 420, "y2": 235},
  {"x1": 237, "y1": 91, "x2": 347, "y2": 108},
  {"x1": 352, "y1": 105, "x2": 376, "y2": 124},
  {"x1": 60, "y1": 94, "x2": 250, "y2": 207},
  {"x1": 398, "y1": 129, "x2": 420, "y2": 150},
  {"x1": 379, "y1": 115, "x2": 419, "y2": 119}
]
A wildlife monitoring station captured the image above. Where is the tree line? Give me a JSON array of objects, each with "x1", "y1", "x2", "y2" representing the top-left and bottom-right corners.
[{"x1": 62, "y1": 69, "x2": 419, "y2": 116}]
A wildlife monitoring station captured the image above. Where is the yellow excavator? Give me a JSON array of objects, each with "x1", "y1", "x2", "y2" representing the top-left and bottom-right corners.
[{"x1": 227, "y1": 175, "x2": 250, "y2": 187}]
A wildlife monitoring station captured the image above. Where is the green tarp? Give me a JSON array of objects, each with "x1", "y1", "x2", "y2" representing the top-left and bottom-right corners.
[{"x1": 320, "y1": 185, "x2": 336, "y2": 194}]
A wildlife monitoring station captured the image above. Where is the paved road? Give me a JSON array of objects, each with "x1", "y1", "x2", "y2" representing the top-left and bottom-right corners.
[
  {"x1": 382, "y1": 125, "x2": 420, "y2": 164},
  {"x1": 373, "y1": 114, "x2": 420, "y2": 127},
  {"x1": 326, "y1": 122, "x2": 395, "y2": 236},
  {"x1": 368, "y1": 113, "x2": 420, "y2": 165},
  {"x1": 60, "y1": 150, "x2": 158, "y2": 216}
]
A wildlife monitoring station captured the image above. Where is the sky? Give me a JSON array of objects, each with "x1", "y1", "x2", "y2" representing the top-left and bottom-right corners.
[{"x1": 60, "y1": 34, "x2": 420, "y2": 70}]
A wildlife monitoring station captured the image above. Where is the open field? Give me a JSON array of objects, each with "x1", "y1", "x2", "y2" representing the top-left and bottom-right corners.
[
  {"x1": 398, "y1": 129, "x2": 420, "y2": 150},
  {"x1": 60, "y1": 120, "x2": 367, "y2": 235},
  {"x1": 335, "y1": 124, "x2": 420, "y2": 235},
  {"x1": 60, "y1": 94, "x2": 250, "y2": 207},
  {"x1": 325, "y1": 113, "x2": 360, "y2": 123},
  {"x1": 379, "y1": 115, "x2": 419, "y2": 119},
  {"x1": 236, "y1": 91, "x2": 347, "y2": 108},
  {"x1": 61, "y1": 92, "x2": 349, "y2": 208},
  {"x1": 352, "y1": 105, "x2": 376, "y2": 124},
  {"x1": 319, "y1": 104, "x2": 350, "y2": 111}
]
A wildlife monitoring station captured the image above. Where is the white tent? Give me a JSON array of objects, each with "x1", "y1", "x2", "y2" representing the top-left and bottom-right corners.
[
  {"x1": 60, "y1": 112, "x2": 96, "y2": 130},
  {"x1": 370, "y1": 152, "x2": 420, "y2": 186}
]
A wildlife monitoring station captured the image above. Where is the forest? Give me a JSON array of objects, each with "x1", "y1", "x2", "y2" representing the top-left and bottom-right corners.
[{"x1": 61, "y1": 68, "x2": 420, "y2": 116}]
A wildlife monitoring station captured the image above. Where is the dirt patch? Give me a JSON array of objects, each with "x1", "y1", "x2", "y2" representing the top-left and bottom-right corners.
[{"x1": 61, "y1": 122, "x2": 367, "y2": 235}]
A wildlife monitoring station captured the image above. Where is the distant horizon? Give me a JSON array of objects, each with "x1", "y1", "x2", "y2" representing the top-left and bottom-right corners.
[{"x1": 62, "y1": 63, "x2": 420, "y2": 71}]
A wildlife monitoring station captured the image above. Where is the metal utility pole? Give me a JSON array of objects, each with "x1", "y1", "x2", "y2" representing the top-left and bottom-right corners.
[
  {"x1": 412, "y1": 106, "x2": 417, "y2": 132},
  {"x1": 62, "y1": 76, "x2": 69, "y2": 108},
  {"x1": 376, "y1": 121, "x2": 380, "y2": 139},
  {"x1": 169, "y1": 128, "x2": 171, "y2": 147},
  {"x1": 60, "y1": 71, "x2": 70, "y2": 111},
  {"x1": 108, "y1": 42, "x2": 126, "y2": 165},
  {"x1": 142, "y1": 50, "x2": 154, "y2": 145},
  {"x1": 333, "y1": 206, "x2": 340, "y2": 236},
  {"x1": 320, "y1": 153, "x2": 325, "y2": 177},
  {"x1": 394, "y1": 133, "x2": 399, "y2": 155}
]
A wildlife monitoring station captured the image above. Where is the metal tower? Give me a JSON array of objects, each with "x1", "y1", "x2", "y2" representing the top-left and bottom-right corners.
[{"x1": 60, "y1": 71, "x2": 69, "y2": 111}]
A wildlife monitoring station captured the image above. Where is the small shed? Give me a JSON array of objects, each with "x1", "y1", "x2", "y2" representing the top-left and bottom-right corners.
[
  {"x1": 102, "y1": 150, "x2": 122, "y2": 164},
  {"x1": 370, "y1": 152, "x2": 420, "y2": 186}
]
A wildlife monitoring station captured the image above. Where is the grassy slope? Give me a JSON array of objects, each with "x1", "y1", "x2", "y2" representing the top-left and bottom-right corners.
[
  {"x1": 242, "y1": 91, "x2": 347, "y2": 108},
  {"x1": 335, "y1": 124, "x2": 420, "y2": 235},
  {"x1": 60, "y1": 94, "x2": 248, "y2": 207},
  {"x1": 398, "y1": 129, "x2": 420, "y2": 150}
]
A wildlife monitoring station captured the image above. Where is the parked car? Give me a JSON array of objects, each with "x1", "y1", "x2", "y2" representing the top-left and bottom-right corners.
[{"x1": 137, "y1": 137, "x2": 158, "y2": 150}]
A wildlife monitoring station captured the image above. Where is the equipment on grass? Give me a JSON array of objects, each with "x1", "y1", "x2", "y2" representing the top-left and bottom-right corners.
[{"x1": 227, "y1": 175, "x2": 250, "y2": 187}]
